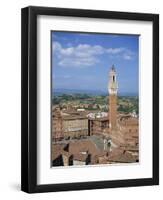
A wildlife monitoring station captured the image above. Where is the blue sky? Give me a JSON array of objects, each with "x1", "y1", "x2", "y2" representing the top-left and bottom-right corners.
[{"x1": 52, "y1": 31, "x2": 139, "y2": 94}]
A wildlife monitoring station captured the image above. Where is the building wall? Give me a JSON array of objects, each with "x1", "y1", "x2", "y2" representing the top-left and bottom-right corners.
[
  {"x1": 52, "y1": 107, "x2": 89, "y2": 140},
  {"x1": 89, "y1": 120, "x2": 109, "y2": 135},
  {"x1": 63, "y1": 118, "x2": 88, "y2": 138},
  {"x1": 119, "y1": 117, "x2": 139, "y2": 147},
  {"x1": 119, "y1": 118, "x2": 138, "y2": 134},
  {"x1": 52, "y1": 110, "x2": 64, "y2": 142}
]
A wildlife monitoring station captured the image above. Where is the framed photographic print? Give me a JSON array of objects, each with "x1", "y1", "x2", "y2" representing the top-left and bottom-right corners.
[{"x1": 21, "y1": 6, "x2": 159, "y2": 193}]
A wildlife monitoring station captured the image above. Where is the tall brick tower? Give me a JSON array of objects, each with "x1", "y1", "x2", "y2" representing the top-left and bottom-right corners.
[{"x1": 108, "y1": 65, "x2": 118, "y2": 131}]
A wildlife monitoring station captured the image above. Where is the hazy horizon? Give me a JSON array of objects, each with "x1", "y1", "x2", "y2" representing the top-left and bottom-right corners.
[{"x1": 53, "y1": 88, "x2": 138, "y2": 97}]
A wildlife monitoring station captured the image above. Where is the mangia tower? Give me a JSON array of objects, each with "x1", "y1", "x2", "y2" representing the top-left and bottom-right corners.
[{"x1": 108, "y1": 65, "x2": 118, "y2": 131}]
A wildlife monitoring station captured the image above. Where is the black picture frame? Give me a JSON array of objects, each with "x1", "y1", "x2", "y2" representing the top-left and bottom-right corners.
[{"x1": 21, "y1": 6, "x2": 159, "y2": 193}]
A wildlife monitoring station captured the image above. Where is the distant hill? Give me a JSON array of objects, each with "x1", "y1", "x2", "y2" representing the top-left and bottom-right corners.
[{"x1": 53, "y1": 88, "x2": 138, "y2": 97}]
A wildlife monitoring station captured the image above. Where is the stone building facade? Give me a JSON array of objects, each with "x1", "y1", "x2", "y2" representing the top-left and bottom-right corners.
[
  {"x1": 88, "y1": 117, "x2": 109, "y2": 136},
  {"x1": 119, "y1": 115, "x2": 139, "y2": 147},
  {"x1": 52, "y1": 107, "x2": 64, "y2": 142},
  {"x1": 52, "y1": 107, "x2": 88, "y2": 141},
  {"x1": 62, "y1": 116, "x2": 88, "y2": 138}
]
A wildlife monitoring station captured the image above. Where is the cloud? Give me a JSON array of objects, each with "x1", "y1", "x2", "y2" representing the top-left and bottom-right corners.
[
  {"x1": 106, "y1": 48, "x2": 125, "y2": 54},
  {"x1": 52, "y1": 42, "x2": 102, "y2": 67},
  {"x1": 123, "y1": 55, "x2": 132, "y2": 60},
  {"x1": 122, "y1": 49, "x2": 136, "y2": 60},
  {"x1": 58, "y1": 57, "x2": 98, "y2": 67},
  {"x1": 52, "y1": 41, "x2": 135, "y2": 67}
]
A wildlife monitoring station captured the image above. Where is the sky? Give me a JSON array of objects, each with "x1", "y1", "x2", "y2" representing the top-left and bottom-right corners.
[{"x1": 52, "y1": 31, "x2": 139, "y2": 94}]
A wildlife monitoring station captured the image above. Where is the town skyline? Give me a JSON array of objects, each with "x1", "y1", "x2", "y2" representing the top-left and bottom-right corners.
[{"x1": 52, "y1": 66, "x2": 139, "y2": 166}]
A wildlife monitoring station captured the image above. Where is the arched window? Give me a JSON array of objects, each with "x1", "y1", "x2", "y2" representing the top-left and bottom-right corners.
[{"x1": 113, "y1": 75, "x2": 115, "y2": 82}]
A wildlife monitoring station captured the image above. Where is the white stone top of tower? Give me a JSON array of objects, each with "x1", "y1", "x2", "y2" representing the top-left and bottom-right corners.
[{"x1": 108, "y1": 65, "x2": 118, "y2": 95}]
